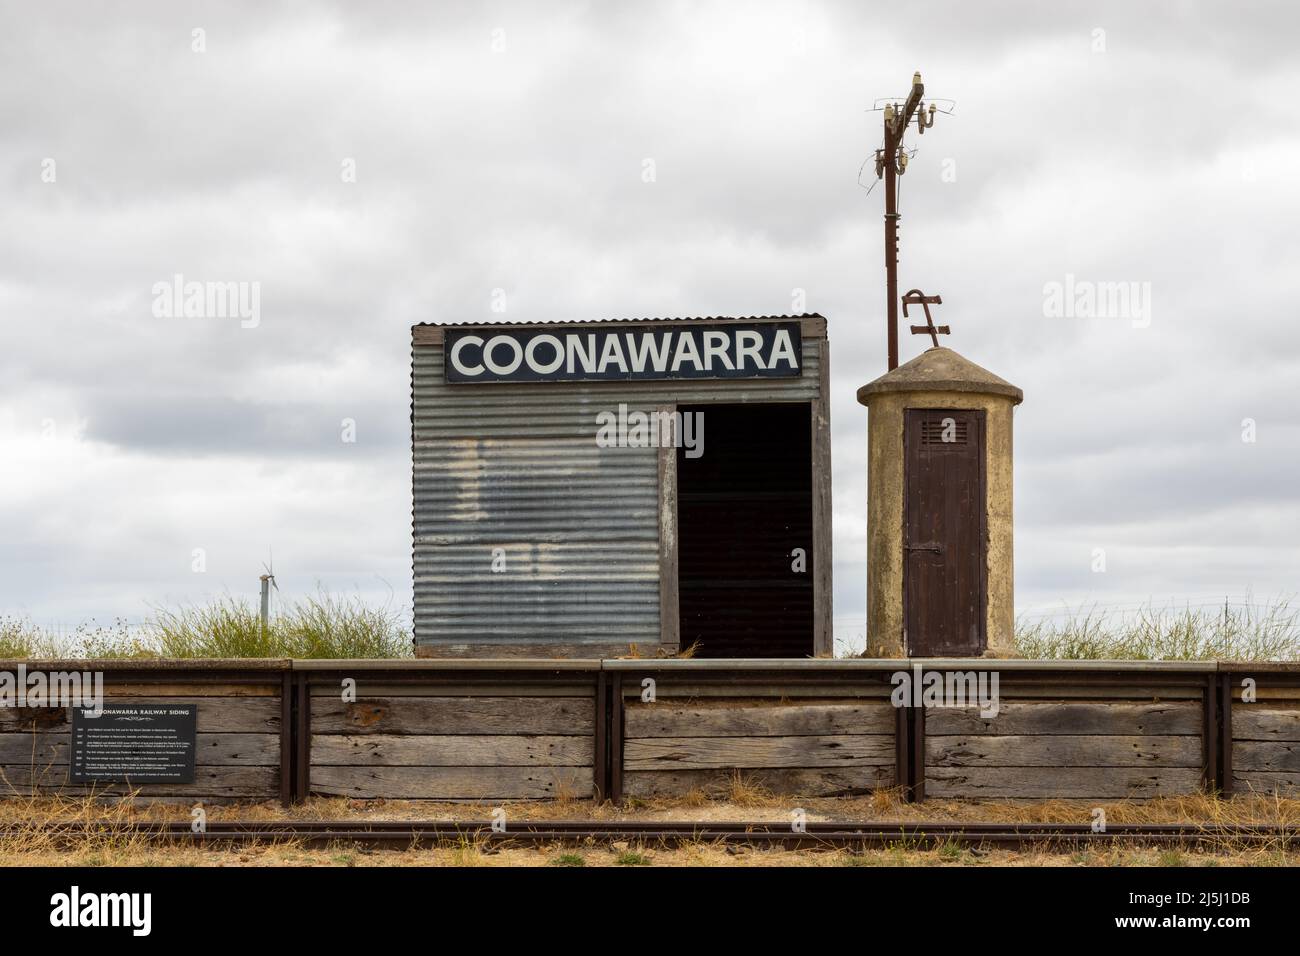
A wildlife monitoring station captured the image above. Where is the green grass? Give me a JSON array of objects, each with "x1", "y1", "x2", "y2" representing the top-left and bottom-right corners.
[
  {"x1": 614, "y1": 849, "x2": 650, "y2": 866},
  {"x1": 549, "y1": 852, "x2": 586, "y2": 867},
  {"x1": 0, "y1": 617, "x2": 150, "y2": 659},
  {"x1": 0, "y1": 591, "x2": 412, "y2": 660},
  {"x1": 0, "y1": 618, "x2": 42, "y2": 658},
  {"x1": 841, "y1": 852, "x2": 880, "y2": 866},
  {"x1": 7, "y1": 594, "x2": 1299, "y2": 662},
  {"x1": 1013, "y1": 599, "x2": 1300, "y2": 661},
  {"x1": 150, "y1": 592, "x2": 410, "y2": 659},
  {"x1": 935, "y1": 839, "x2": 965, "y2": 862}
]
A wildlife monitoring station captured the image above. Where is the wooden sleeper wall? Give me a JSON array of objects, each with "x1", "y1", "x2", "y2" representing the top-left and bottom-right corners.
[
  {"x1": 0, "y1": 664, "x2": 286, "y2": 804},
  {"x1": 1229, "y1": 672, "x2": 1300, "y2": 797},
  {"x1": 307, "y1": 672, "x2": 597, "y2": 801},
  {"x1": 925, "y1": 698, "x2": 1205, "y2": 800},
  {"x1": 3, "y1": 663, "x2": 1300, "y2": 805},
  {"x1": 620, "y1": 690, "x2": 898, "y2": 799}
]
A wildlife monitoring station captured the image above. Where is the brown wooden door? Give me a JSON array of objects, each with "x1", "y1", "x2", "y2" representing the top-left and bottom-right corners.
[{"x1": 903, "y1": 409, "x2": 986, "y2": 656}]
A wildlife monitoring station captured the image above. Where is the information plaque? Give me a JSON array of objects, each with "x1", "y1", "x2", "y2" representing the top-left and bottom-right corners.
[{"x1": 70, "y1": 704, "x2": 198, "y2": 784}]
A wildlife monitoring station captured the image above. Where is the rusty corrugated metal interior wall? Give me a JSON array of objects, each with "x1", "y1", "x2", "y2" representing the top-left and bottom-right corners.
[{"x1": 677, "y1": 403, "x2": 813, "y2": 657}]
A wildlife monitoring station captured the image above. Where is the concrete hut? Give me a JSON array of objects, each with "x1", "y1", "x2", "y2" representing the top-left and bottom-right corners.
[{"x1": 857, "y1": 346, "x2": 1023, "y2": 658}]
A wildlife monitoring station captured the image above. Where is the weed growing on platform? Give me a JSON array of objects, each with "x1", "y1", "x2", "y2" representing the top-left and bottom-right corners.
[{"x1": 1013, "y1": 598, "x2": 1300, "y2": 661}]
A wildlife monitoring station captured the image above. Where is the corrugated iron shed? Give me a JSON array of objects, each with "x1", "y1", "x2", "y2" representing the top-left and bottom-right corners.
[{"x1": 411, "y1": 315, "x2": 831, "y2": 658}]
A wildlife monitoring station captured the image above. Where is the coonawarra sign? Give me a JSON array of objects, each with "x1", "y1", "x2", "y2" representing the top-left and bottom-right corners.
[{"x1": 444, "y1": 322, "x2": 802, "y2": 384}]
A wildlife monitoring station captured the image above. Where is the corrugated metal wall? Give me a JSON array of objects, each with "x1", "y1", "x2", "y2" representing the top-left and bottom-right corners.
[{"x1": 412, "y1": 329, "x2": 822, "y2": 650}]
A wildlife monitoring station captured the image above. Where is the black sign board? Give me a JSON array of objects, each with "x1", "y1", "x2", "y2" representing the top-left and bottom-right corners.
[
  {"x1": 444, "y1": 322, "x2": 803, "y2": 384},
  {"x1": 70, "y1": 704, "x2": 197, "y2": 784}
]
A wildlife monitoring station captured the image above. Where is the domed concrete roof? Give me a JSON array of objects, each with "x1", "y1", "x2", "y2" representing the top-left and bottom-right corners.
[{"x1": 856, "y1": 347, "x2": 1023, "y2": 405}]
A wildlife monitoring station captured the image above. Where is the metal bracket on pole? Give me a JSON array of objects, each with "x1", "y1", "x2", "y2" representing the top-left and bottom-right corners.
[{"x1": 903, "y1": 290, "x2": 949, "y2": 348}]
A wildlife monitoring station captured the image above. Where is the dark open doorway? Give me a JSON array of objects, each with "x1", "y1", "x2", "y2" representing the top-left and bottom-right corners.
[{"x1": 676, "y1": 403, "x2": 813, "y2": 658}]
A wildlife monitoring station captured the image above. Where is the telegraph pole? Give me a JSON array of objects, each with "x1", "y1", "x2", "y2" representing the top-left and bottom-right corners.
[{"x1": 876, "y1": 71, "x2": 939, "y2": 370}]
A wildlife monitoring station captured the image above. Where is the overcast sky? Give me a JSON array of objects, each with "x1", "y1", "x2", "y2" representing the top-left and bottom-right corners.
[{"x1": 3, "y1": 1, "x2": 1298, "y2": 643}]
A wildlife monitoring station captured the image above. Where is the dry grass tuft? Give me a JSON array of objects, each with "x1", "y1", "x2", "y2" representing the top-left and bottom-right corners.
[
  {"x1": 1014, "y1": 597, "x2": 1300, "y2": 661},
  {"x1": 0, "y1": 790, "x2": 1296, "y2": 866},
  {"x1": 725, "y1": 771, "x2": 775, "y2": 807},
  {"x1": 0, "y1": 792, "x2": 196, "y2": 866},
  {"x1": 867, "y1": 787, "x2": 909, "y2": 815}
]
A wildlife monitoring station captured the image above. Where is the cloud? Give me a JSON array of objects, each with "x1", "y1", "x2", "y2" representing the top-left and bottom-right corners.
[{"x1": 2, "y1": 0, "x2": 1298, "y2": 631}]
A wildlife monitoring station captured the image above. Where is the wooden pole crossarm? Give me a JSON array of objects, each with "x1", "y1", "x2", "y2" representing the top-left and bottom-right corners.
[{"x1": 896, "y1": 73, "x2": 925, "y2": 135}]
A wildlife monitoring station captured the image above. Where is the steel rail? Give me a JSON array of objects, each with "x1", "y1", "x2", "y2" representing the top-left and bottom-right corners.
[{"x1": 6, "y1": 819, "x2": 1297, "y2": 850}]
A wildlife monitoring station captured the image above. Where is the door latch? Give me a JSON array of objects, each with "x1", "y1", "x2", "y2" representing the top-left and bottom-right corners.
[{"x1": 905, "y1": 543, "x2": 943, "y2": 553}]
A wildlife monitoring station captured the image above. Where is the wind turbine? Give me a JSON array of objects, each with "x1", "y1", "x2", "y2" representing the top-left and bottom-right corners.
[{"x1": 259, "y1": 553, "x2": 279, "y2": 636}]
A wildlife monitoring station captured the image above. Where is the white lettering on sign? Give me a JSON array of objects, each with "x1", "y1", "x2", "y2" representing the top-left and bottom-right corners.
[{"x1": 444, "y1": 323, "x2": 803, "y2": 383}]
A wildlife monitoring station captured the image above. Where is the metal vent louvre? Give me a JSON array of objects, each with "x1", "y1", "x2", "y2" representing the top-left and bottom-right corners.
[
  {"x1": 411, "y1": 337, "x2": 823, "y2": 650},
  {"x1": 920, "y1": 417, "x2": 968, "y2": 445}
]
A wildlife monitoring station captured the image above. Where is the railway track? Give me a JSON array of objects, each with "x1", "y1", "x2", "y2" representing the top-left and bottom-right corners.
[{"x1": 6, "y1": 819, "x2": 1297, "y2": 849}]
